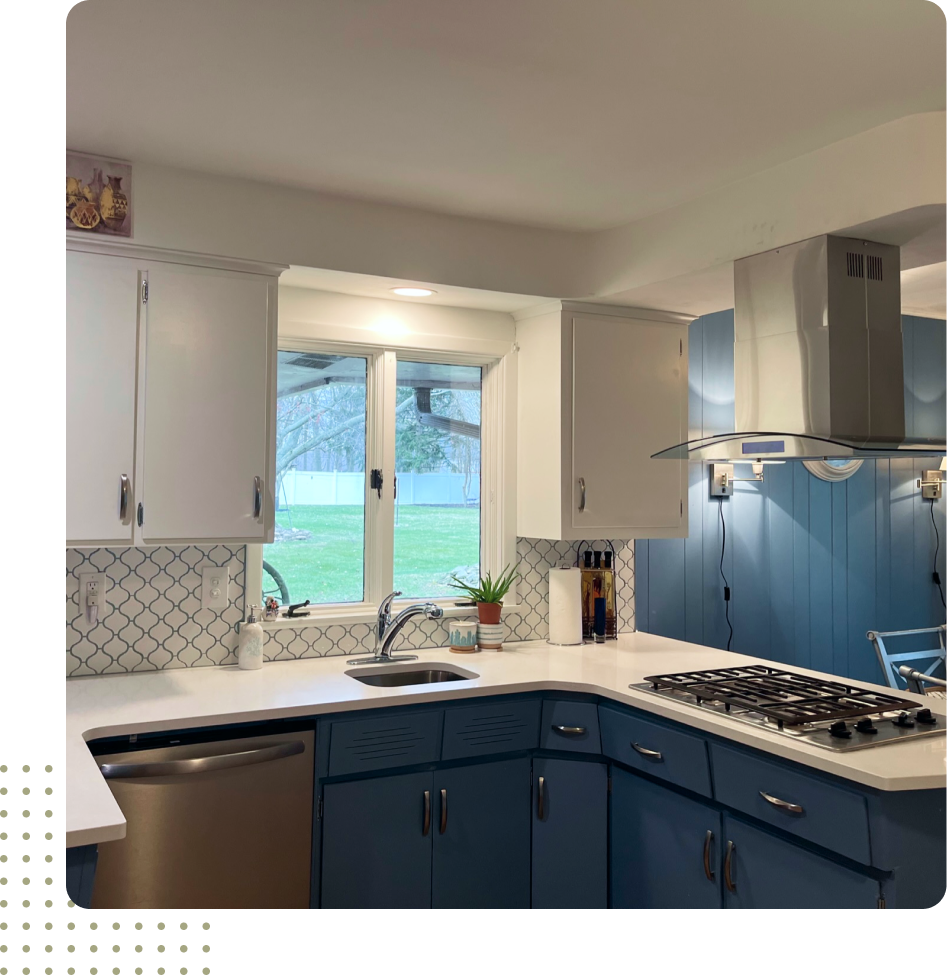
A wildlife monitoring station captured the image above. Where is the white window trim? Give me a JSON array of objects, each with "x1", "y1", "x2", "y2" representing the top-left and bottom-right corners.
[{"x1": 246, "y1": 332, "x2": 518, "y2": 630}]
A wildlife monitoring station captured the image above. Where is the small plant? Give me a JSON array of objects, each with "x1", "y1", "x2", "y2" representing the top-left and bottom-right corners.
[{"x1": 448, "y1": 563, "x2": 519, "y2": 605}]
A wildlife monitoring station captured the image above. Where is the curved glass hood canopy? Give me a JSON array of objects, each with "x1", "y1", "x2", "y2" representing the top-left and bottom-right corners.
[
  {"x1": 652, "y1": 432, "x2": 946, "y2": 463},
  {"x1": 653, "y1": 234, "x2": 946, "y2": 463}
]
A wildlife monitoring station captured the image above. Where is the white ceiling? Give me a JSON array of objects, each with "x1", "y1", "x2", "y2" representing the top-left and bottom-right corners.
[
  {"x1": 280, "y1": 266, "x2": 546, "y2": 313},
  {"x1": 67, "y1": 0, "x2": 944, "y2": 232}
]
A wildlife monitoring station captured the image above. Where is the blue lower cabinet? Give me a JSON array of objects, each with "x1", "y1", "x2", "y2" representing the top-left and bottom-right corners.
[
  {"x1": 432, "y1": 758, "x2": 531, "y2": 908},
  {"x1": 65, "y1": 845, "x2": 98, "y2": 909},
  {"x1": 610, "y1": 768, "x2": 722, "y2": 909},
  {"x1": 532, "y1": 758, "x2": 608, "y2": 908},
  {"x1": 321, "y1": 770, "x2": 434, "y2": 908},
  {"x1": 721, "y1": 815, "x2": 881, "y2": 909}
]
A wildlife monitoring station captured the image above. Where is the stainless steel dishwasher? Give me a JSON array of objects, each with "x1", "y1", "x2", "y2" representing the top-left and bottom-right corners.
[{"x1": 91, "y1": 727, "x2": 314, "y2": 909}]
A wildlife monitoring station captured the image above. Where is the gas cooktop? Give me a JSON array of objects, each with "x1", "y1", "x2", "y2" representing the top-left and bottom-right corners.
[{"x1": 633, "y1": 665, "x2": 945, "y2": 751}]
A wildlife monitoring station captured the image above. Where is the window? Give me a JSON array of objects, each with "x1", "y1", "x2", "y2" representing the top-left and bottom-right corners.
[{"x1": 256, "y1": 342, "x2": 513, "y2": 622}]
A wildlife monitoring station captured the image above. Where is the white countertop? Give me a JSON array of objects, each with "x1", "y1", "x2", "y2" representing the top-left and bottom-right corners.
[{"x1": 66, "y1": 632, "x2": 947, "y2": 847}]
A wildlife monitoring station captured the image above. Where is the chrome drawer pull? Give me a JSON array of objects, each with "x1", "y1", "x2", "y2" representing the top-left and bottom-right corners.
[
  {"x1": 119, "y1": 474, "x2": 131, "y2": 523},
  {"x1": 253, "y1": 476, "x2": 263, "y2": 519},
  {"x1": 759, "y1": 790, "x2": 804, "y2": 814},
  {"x1": 577, "y1": 477, "x2": 586, "y2": 512},
  {"x1": 631, "y1": 742, "x2": 663, "y2": 760},
  {"x1": 439, "y1": 788, "x2": 448, "y2": 834},
  {"x1": 552, "y1": 725, "x2": 587, "y2": 736},
  {"x1": 537, "y1": 775, "x2": 545, "y2": 820}
]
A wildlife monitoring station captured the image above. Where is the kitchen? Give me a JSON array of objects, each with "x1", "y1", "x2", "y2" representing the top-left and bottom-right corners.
[{"x1": 53, "y1": 0, "x2": 947, "y2": 935}]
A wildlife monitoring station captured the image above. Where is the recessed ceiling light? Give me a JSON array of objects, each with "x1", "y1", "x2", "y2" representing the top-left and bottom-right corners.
[{"x1": 391, "y1": 287, "x2": 436, "y2": 297}]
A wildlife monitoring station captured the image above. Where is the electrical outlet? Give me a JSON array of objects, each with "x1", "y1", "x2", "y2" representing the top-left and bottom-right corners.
[
  {"x1": 919, "y1": 470, "x2": 944, "y2": 500},
  {"x1": 201, "y1": 566, "x2": 231, "y2": 610},
  {"x1": 710, "y1": 463, "x2": 734, "y2": 497},
  {"x1": 78, "y1": 572, "x2": 107, "y2": 624}
]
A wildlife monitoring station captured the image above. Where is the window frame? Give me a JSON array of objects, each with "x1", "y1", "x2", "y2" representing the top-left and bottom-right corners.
[{"x1": 247, "y1": 334, "x2": 518, "y2": 629}]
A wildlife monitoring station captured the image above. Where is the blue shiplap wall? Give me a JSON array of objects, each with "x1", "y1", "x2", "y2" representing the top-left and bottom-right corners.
[{"x1": 636, "y1": 311, "x2": 946, "y2": 684}]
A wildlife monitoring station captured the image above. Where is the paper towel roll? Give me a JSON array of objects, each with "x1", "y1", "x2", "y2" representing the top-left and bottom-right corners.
[{"x1": 548, "y1": 567, "x2": 583, "y2": 645}]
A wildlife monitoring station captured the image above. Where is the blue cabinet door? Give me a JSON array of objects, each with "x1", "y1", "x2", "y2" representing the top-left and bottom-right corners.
[
  {"x1": 610, "y1": 767, "x2": 722, "y2": 909},
  {"x1": 432, "y1": 758, "x2": 531, "y2": 908},
  {"x1": 722, "y1": 815, "x2": 880, "y2": 909},
  {"x1": 321, "y1": 771, "x2": 433, "y2": 908},
  {"x1": 532, "y1": 758, "x2": 607, "y2": 908}
]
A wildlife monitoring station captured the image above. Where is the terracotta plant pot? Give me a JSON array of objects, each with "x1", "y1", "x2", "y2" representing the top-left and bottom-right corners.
[{"x1": 477, "y1": 602, "x2": 502, "y2": 625}]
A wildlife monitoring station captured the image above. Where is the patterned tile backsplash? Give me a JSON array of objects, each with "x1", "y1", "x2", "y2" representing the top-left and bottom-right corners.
[{"x1": 66, "y1": 538, "x2": 634, "y2": 676}]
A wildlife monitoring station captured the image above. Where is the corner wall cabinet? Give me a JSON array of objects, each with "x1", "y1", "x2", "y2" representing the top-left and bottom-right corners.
[
  {"x1": 72, "y1": 691, "x2": 945, "y2": 910},
  {"x1": 66, "y1": 239, "x2": 284, "y2": 546},
  {"x1": 516, "y1": 303, "x2": 690, "y2": 540}
]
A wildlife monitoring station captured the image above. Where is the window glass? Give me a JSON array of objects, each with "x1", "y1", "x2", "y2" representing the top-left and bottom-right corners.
[
  {"x1": 263, "y1": 351, "x2": 367, "y2": 606},
  {"x1": 393, "y1": 360, "x2": 482, "y2": 598}
]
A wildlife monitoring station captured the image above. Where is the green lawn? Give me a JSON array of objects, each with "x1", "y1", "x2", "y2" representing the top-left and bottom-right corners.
[{"x1": 262, "y1": 504, "x2": 480, "y2": 606}]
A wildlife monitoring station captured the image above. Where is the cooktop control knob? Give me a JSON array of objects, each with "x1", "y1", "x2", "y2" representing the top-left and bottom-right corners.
[
  {"x1": 854, "y1": 718, "x2": 878, "y2": 734},
  {"x1": 892, "y1": 712, "x2": 916, "y2": 728},
  {"x1": 915, "y1": 708, "x2": 937, "y2": 726},
  {"x1": 829, "y1": 720, "x2": 852, "y2": 739}
]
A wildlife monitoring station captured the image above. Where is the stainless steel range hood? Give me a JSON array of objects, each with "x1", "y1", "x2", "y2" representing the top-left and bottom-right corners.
[{"x1": 653, "y1": 234, "x2": 945, "y2": 462}]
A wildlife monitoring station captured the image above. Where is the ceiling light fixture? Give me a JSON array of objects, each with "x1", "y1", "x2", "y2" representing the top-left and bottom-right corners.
[{"x1": 391, "y1": 287, "x2": 436, "y2": 297}]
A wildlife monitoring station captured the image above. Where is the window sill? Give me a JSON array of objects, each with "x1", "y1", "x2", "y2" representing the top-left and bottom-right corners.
[{"x1": 240, "y1": 602, "x2": 524, "y2": 633}]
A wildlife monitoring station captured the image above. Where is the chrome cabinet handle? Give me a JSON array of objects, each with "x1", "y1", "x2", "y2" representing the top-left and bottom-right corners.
[
  {"x1": 119, "y1": 474, "x2": 131, "y2": 524},
  {"x1": 631, "y1": 742, "x2": 663, "y2": 761},
  {"x1": 759, "y1": 790, "x2": 804, "y2": 815},
  {"x1": 100, "y1": 740, "x2": 305, "y2": 779},
  {"x1": 724, "y1": 840, "x2": 736, "y2": 893},
  {"x1": 537, "y1": 775, "x2": 545, "y2": 820},
  {"x1": 253, "y1": 476, "x2": 263, "y2": 519},
  {"x1": 439, "y1": 788, "x2": 448, "y2": 834},
  {"x1": 577, "y1": 477, "x2": 586, "y2": 512},
  {"x1": 422, "y1": 790, "x2": 431, "y2": 836},
  {"x1": 703, "y1": 830, "x2": 715, "y2": 882},
  {"x1": 552, "y1": 725, "x2": 587, "y2": 736}
]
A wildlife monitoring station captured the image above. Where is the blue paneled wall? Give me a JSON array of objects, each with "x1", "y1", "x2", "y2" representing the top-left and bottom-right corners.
[{"x1": 636, "y1": 311, "x2": 946, "y2": 684}]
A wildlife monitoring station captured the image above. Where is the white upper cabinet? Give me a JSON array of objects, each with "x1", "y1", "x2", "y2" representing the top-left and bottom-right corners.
[
  {"x1": 516, "y1": 306, "x2": 689, "y2": 541},
  {"x1": 140, "y1": 264, "x2": 274, "y2": 543},
  {"x1": 66, "y1": 251, "x2": 141, "y2": 546},
  {"x1": 66, "y1": 241, "x2": 283, "y2": 547}
]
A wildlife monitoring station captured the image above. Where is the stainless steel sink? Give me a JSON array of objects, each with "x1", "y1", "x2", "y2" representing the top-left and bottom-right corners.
[{"x1": 346, "y1": 662, "x2": 479, "y2": 687}]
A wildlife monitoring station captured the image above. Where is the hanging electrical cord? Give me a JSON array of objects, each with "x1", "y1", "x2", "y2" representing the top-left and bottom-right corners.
[
  {"x1": 718, "y1": 499, "x2": 733, "y2": 651},
  {"x1": 930, "y1": 501, "x2": 946, "y2": 609}
]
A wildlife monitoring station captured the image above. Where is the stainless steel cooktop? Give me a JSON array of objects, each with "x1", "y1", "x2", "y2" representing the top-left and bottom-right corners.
[{"x1": 633, "y1": 665, "x2": 945, "y2": 751}]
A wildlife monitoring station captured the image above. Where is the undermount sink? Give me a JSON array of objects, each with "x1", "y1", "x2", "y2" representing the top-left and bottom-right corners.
[{"x1": 346, "y1": 662, "x2": 479, "y2": 687}]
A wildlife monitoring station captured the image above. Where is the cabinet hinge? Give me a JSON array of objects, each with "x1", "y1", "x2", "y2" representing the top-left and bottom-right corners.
[
  {"x1": 877, "y1": 895, "x2": 886, "y2": 909},
  {"x1": 317, "y1": 796, "x2": 323, "y2": 821},
  {"x1": 141, "y1": 280, "x2": 149, "y2": 304}
]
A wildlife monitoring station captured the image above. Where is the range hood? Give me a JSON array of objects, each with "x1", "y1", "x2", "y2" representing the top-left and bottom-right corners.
[{"x1": 653, "y1": 234, "x2": 945, "y2": 462}]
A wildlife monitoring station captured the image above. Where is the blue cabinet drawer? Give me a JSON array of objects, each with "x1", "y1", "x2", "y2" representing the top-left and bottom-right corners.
[
  {"x1": 710, "y1": 743, "x2": 871, "y2": 865},
  {"x1": 599, "y1": 705, "x2": 712, "y2": 797},
  {"x1": 540, "y1": 700, "x2": 601, "y2": 753},
  {"x1": 442, "y1": 699, "x2": 541, "y2": 760},
  {"x1": 328, "y1": 710, "x2": 443, "y2": 776}
]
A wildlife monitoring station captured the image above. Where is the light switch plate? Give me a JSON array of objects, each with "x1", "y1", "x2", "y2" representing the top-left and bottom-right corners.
[{"x1": 201, "y1": 566, "x2": 231, "y2": 610}]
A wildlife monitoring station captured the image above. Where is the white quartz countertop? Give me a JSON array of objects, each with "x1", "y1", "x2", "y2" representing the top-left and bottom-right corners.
[{"x1": 66, "y1": 632, "x2": 947, "y2": 847}]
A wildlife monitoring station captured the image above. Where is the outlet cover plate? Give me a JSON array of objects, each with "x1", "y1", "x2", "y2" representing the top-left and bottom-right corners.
[
  {"x1": 710, "y1": 463, "x2": 733, "y2": 497},
  {"x1": 201, "y1": 566, "x2": 231, "y2": 610},
  {"x1": 77, "y1": 572, "x2": 107, "y2": 618}
]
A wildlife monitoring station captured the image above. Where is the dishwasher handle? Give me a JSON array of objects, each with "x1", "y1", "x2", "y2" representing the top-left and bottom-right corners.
[{"x1": 100, "y1": 739, "x2": 306, "y2": 779}]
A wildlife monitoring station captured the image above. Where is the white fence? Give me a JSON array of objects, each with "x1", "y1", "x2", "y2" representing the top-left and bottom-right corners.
[{"x1": 278, "y1": 471, "x2": 480, "y2": 506}]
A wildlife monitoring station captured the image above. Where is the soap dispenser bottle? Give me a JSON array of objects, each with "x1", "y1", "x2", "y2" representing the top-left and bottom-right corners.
[{"x1": 237, "y1": 605, "x2": 265, "y2": 670}]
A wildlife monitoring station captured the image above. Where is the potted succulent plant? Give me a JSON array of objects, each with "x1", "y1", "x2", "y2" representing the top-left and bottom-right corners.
[{"x1": 448, "y1": 564, "x2": 519, "y2": 624}]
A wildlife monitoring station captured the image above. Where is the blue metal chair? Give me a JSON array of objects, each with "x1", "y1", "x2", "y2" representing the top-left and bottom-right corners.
[{"x1": 866, "y1": 624, "x2": 946, "y2": 696}]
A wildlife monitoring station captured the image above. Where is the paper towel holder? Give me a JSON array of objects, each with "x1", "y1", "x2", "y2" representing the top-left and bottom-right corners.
[{"x1": 547, "y1": 564, "x2": 585, "y2": 646}]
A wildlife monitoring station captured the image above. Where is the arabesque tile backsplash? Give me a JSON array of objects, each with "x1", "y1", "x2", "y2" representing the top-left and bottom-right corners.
[{"x1": 66, "y1": 538, "x2": 634, "y2": 676}]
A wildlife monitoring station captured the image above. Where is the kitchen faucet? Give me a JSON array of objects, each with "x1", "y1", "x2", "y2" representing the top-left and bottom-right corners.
[{"x1": 348, "y1": 590, "x2": 444, "y2": 665}]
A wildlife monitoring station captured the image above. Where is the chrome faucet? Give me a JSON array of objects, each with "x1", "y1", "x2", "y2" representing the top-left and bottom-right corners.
[{"x1": 348, "y1": 590, "x2": 444, "y2": 665}]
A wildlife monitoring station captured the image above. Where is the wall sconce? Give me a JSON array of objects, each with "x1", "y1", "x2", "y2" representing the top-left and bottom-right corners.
[
  {"x1": 710, "y1": 462, "x2": 765, "y2": 497},
  {"x1": 917, "y1": 457, "x2": 947, "y2": 500}
]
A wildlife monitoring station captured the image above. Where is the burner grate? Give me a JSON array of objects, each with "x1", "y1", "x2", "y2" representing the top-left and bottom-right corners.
[{"x1": 644, "y1": 665, "x2": 919, "y2": 726}]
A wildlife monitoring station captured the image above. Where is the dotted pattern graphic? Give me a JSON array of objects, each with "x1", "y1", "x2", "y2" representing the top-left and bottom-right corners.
[
  {"x1": 66, "y1": 546, "x2": 246, "y2": 676},
  {"x1": 1, "y1": 761, "x2": 212, "y2": 971},
  {"x1": 65, "y1": 538, "x2": 633, "y2": 674}
]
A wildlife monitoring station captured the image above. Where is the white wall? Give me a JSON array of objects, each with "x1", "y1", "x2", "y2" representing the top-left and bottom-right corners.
[{"x1": 278, "y1": 285, "x2": 515, "y2": 357}]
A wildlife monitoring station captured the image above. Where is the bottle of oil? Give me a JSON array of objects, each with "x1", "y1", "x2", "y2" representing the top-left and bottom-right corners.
[{"x1": 602, "y1": 551, "x2": 617, "y2": 638}]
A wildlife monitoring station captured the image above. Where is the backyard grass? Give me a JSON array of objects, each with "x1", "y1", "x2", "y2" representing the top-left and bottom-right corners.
[{"x1": 262, "y1": 504, "x2": 480, "y2": 605}]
